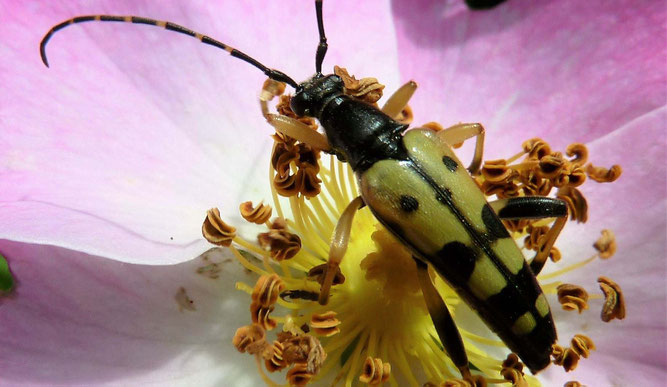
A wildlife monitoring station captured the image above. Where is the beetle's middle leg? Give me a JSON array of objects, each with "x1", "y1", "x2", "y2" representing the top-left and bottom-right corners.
[
  {"x1": 414, "y1": 257, "x2": 472, "y2": 381},
  {"x1": 490, "y1": 196, "x2": 569, "y2": 275},
  {"x1": 437, "y1": 123, "x2": 486, "y2": 175},
  {"x1": 308, "y1": 196, "x2": 365, "y2": 305},
  {"x1": 381, "y1": 80, "x2": 418, "y2": 119}
]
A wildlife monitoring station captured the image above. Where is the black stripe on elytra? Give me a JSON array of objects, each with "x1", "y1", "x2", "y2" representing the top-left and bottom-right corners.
[
  {"x1": 442, "y1": 155, "x2": 458, "y2": 172},
  {"x1": 399, "y1": 195, "x2": 419, "y2": 212},
  {"x1": 406, "y1": 161, "x2": 525, "y2": 299},
  {"x1": 482, "y1": 204, "x2": 510, "y2": 239},
  {"x1": 434, "y1": 241, "x2": 479, "y2": 288}
]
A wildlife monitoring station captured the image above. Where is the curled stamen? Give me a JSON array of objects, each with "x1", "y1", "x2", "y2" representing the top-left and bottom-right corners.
[
  {"x1": 571, "y1": 334, "x2": 595, "y2": 358},
  {"x1": 538, "y1": 154, "x2": 566, "y2": 179},
  {"x1": 593, "y1": 229, "x2": 617, "y2": 259},
  {"x1": 500, "y1": 353, "x2": 527, "y2": 387},
  {"x1": 358, "y1": 357, "x2": 391, "y2": 385},
  {"x1": 278, "y1": 332, "x2": 327, "y2": 374},
  {"x1": 566, "y1": 143, "x2": 588, "y2": 166},
  {"x1": 481, "y1": 180, "x2": 520, "y2": 198},
  {"x1": 250, "y1": 302, "x2": 277, "y2": 330},
  {"x1": 258, "y1": 219, "x2": 302, "y2": 261},
  {"x1": 552, "y1": 346, "x2": 580, "y2": 372},
  {"x1": 202, "y1": 208, "x2": 236, "y2": 246},
  {"x1": 522, "y1": 138, "x2": 552, "y2": 160},
  {"x1": 557, "y1": 186, "x2": 588, "y2": 223},
  {"x1": 557, "y1": 284, "x2": 589, "y2": 313},
  {"x1": 240, "y1": 201, "x2": 273, "y2": 224},
  {"x1": 564, "y1": 382, "x2": 583, "y2": 387},
  {"x1": 524, "y1": 225, "x2": 550, "y2": 250},
  {"x1": 265, "y1": 341, "x2": 287, "y2": 372},
  {"x1": 586, "y1": 163, "x2": 622, "y2": 183},
  {"x1": 481, "y1": 159, "x2": 515, "y2": 183},
  {"x1": 441, "y1": 375, "x2": 488, "y2": 387},
  {"x1": 598, "y1": 276, "x2": 626, "y2": 322},
  {"x1": 334, "y1": 65, "x2": 385, "y2": 105},
  {"x1": 310, "y1": 311, "x2": 341, "y2": 337},
  {"x1": 287, "y1": 362, "x2": 314, "y2": 387},
  {"x1": 233, "y1": 324, "x2": 272, "y2": 359},
  {"x1": 252, "y1": 274, "x2": 285, "y2": 308}
]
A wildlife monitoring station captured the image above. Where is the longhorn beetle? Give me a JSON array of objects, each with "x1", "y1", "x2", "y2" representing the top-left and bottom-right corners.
[{"x1": 41, "y1": 0, "x2": 569, "y2": 379}]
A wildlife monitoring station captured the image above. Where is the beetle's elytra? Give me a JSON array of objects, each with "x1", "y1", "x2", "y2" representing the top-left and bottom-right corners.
[{"x1": 40, "y1": 0, "x2": 569, "y2": 378}]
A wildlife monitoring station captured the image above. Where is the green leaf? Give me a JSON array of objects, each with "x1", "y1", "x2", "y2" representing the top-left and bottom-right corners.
[{"x1": 0, "y1": 254, "x2": 14, "y2": 293}]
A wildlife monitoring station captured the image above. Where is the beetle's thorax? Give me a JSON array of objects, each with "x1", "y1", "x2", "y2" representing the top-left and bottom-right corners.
[{"x1": 291, "y1": 74, "x2": 408, "y2": 172}]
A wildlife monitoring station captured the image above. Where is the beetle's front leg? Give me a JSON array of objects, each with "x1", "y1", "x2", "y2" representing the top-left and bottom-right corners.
[
  {"x1": 414, "y1": 258, "x2": 472, "y2": 381},
  {"x1": 490, "y1": 196, "x2": 569, "y2": 275},
  {"x1": 437, "y1": 123, "x2": 485, "y2": 175},
  {"x1": 381, "y1": 80, "x2": 418, "y2": 119},
  {"x1": 259, "y1": 79, "x2": 332, "y2": 151},
  {"x1": 308, "y1": 196, "x2": 365, "y2": 305}
]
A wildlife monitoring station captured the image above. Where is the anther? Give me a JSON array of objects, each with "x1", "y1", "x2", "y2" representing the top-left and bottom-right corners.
[
  {"x1": 334, "y1": 66, "x2": 385, "y2": 105},
  {"x1": 557, "y1": 186, "x2": 588, "y2": 223},
  {"x1": 286, "y1": 362, "x2": 314, "y2": 387},
  {"x1": 557, "y1": 284, "x2": 589, "y2": 313},
  {"x1": 598, "y1": 276, "x2": 625, "y2": 322},
  {"x1": 564, "y1": 382, "x2": 583, "y2": 387},
  {"x1": 481, "y1": 159, "x2": 515, "y2": 183},
  {"x1": 500, "y1": 353, "x2": 527, "y2": 387},
  {"x1": 202, "y1": 208, "x2": 236, "y2": 246},
  {"x1": 571, "y1": 334, "x2": 595, "y2": 358},
  {"x1": 593, "y1": 229, "x2": 617, "y2": 259},
  {"x1": 232, "y1": 323, "x2": 272, "y2": 359},
  {"x1": 258, "y1": 219, "x2": 302, "y2": 261},
  {"x1": 265, "y1": 341, "x2": 287, "y2": 372},
  {"x1": 522, "y1": 138, "x2": 552, "y2": 160},
  {"x1": 252, "y1": 273, "x2": 285, "y2": 307},
  {"x1": 240, "y1": 201, "x2": 273, "y2": 224},
  {"x1": 278, "y1": 331, "x2": 327, "y2": 374},
  {"x1": 566, "y1": 143, "x2": 588, "y2": 166},
  {"x1": 310, "y1": 311, "x2": 341, "y2": 337},
  {"x1": 250, "y1": 302, "x2": 277, "y2": 330},
  {"x1": 358, "y1": 357, "x2": 391, "y2": 385},
  {"x1": 586, "y1": 163, "x2": 622, "y2": 183}
]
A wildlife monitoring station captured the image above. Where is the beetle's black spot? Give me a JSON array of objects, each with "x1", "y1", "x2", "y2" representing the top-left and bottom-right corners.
[
  {"x1": 486, "y1": 284, "x2": 528, "y2": 323},
  {"x1": 399, "y1": 195, "x2": 419, "y2": 212},
  {"x1": 435, "y1": 188, "x2": 453, "y2": 205},
  {"x1": 434, "y1": 241, "x2": 478, "y2": 287},
  {"x1": 442, "y1": 155, "x2": 458, "y2": 172},
  {"x1": 482, "y1": 204, "x2": 510, "y2": 239}
]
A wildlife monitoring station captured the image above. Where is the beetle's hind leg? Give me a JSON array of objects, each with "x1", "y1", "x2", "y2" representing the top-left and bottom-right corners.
[
  {"x1": 381, "y1": 80, "x2": 418, "y2": 119},
  {"x1": 414, "y1": 257, "x2": 472, "y2": 380},
  {"x1": 490, "y1": 196, "x2": 568, "y2": 275},
  {"x1": 437, "y1": 123, "x2": 486, "y2": 175},
  {"x1": 308, "y1": 196, "x2": 365, "y2": 305}
]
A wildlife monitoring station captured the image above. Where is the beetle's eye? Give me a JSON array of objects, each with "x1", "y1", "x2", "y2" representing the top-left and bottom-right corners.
[{"x1": 290, "y1": 91, "x2": 311, "y2": 117}]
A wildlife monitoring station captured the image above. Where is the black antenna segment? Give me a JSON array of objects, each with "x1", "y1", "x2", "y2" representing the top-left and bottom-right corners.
[
  {"x1": 314, "y1": 0, "x2": 328, "y2": 75},
  {"x1": 40, "y1": 15, "x2": 299, "y2": 88}
]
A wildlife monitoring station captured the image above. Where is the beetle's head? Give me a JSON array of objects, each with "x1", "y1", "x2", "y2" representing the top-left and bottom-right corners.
[{"x1": 290, "y1": 74, "x2": 343, "y2": 118}]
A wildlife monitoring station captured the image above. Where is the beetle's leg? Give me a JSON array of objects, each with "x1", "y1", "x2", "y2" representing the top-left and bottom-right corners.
[
  {"x1": 436, "y1": 123, "x2": 485, "y2": 175},
  {"x1": 259, "y1": 78, "x2": 331, "y2": 151},
  {"x1": 490, "y1": 196, "x2": 569, "y2": 275},
  {"x1": 265, "y1": 114, "x2": 331, "y2": 151},
  {"x1": 309, "y1": 196, "x2": 365, "y2": 305},
  {"x1": 381, "y1": 80, "x2": 418, "y2": 119},
  {"x1": 414, "y1": 257, "x2": 472, "y2": 380}
]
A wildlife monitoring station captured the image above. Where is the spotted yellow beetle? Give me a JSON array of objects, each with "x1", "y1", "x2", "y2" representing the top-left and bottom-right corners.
[{"x1": 40, "y1": 0, "x2": 569, "y2": 379}]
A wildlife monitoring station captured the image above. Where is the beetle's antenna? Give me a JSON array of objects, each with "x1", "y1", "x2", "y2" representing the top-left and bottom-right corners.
[
  {"x1": 314, "y1": 0, "x2": 328, "y2": 75},
  {"x1": 40, "y1": 15, "x2": 299, "y2": 88}
]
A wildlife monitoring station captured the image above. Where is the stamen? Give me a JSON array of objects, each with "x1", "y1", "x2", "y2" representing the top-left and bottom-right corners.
[
  {"x1": 258, "y1": 218, "x2": 302, "y2": 261},
  {"x1": 557, "y1": 187, "x2": 588, "y2": 223},
  {"x1": 593, "y1": 229, "x2": 617, "y2": 259},
  {"x1": 333, "y1": 66, "x2": 385, "y2": 105},
  {"x1": 598, "y1": 276, "x2": 626, "y2": 322},
  {"x1": 570, "y1": 334, "x2": 595, "y2": 358},
  {"x1": 265, "y1": 341, "x2": 287, "y2": 372},
  {"x1": 500, "y1": 353, "x2": 527, "y2": 387},
  {"x1": 522, "y1": 138, "x2": 552, "y2": 160},
  {"x1": 358, "y1": 357, "x2": 391, "y2": 385},
  {"x1": 278, "y1": 332, "x2": 327, "y2": 374},
  {"x1": 565, "y1": 143, "x2": 588, "y2": 166},
  {"x1": 557, "y1": 284, "x2": 589, "y2": 313},
  {"x1": 201, "y1": 208, "x2": 236, "y2": 246},
  {"x1": 564, "y1": 382, "x2": 583, "y2": 387},
  {"x1": 233, "y1": 323, "x2": 273, "y2": 359},
  {"x1": 310, "y1": 311, "x2": 341, "y2": 337},
  {"x1": 585, "y1": 163, "x2": 622, "y2": 183},
  {"x1": 286, "y1": 363, "x2": 314, "y2": 386},
  {"x1": 240, "y1": 201, "x2": 273, "y2": 225}
]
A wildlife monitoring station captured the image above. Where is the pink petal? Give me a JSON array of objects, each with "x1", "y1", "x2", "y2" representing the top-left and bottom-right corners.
[
  {"x1": 0, "y1": 1, "x2": 400, "y2": 264},
  {"x1": 544, "y1": 108, "x2": 667, "y2": 385},
  {"x1": 0, "y1": 240, "x2": 265, "y2": 385},
  {"x1": 392, "y1": 0, "x2": 665, "y2": 155}
]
